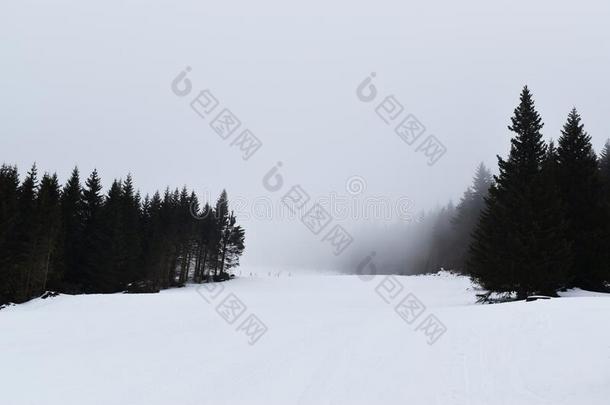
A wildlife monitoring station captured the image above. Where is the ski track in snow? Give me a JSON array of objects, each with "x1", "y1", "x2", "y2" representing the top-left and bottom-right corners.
[{"x1": 1, "y1": 271, "x2": 609, "y2": 405}]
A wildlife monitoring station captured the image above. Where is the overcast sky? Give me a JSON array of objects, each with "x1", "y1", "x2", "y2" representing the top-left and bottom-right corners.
[{"x1": 2, "y1": 0, "x2": 610, "y2": 269}]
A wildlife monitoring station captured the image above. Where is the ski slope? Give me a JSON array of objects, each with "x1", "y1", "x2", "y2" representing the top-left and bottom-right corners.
[{"x1": 1, "y1": 271, "x2": 609, "y2": 405}]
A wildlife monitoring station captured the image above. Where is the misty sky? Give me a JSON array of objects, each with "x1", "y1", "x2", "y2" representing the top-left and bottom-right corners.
[{"x1": 2, "y1": 0, "x2": 610, "y2": 269}]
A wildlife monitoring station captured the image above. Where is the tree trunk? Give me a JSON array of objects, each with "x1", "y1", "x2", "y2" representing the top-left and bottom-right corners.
[
  {"x1": 42, "y1": 240, "x2": 52, "y2": 293},
  {"x1": 220, "y1": 240, "x2": 228, "y2": 276}
]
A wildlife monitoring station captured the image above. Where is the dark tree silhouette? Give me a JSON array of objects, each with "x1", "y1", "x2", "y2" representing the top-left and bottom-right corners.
[
  {"x1": 0, "y1": 165, "x2": 247, "y2": 304},
  {"x1": 469, "y1": 87, "x2": 570, "y2": 298},
  {"x1": 450, "y1": 163, "x2": 493, "y2": 272},
  {"x1": 557, "y1": 109, "x2": 609, "y2": 290}
]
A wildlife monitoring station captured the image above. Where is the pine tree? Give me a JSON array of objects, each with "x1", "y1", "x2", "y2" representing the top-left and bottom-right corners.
[
  {"x1": 452, "y1": 163, "x2": 493, "y2": 272},
  {"x1": 223, "y1": 214, "x2": 245, "y2": 274},
  {"x1": 213, "y1": 190, "x2": 229, "y2": 277},
  {"x1": 82, "y1": 170, "x2": 103, "y2": 222},
  {"x1": 140, "y1": 191, "x2": 165, "y2": 288},
  {"x1": 600, "y1": 140, "x2": 610, "y2": 287},
  {"x1": 15, "y1": 165, "x2": 40, "y2": 301},
  {"x1": 557, "y1": 110, "x2": 608, "y2": 290},
  {"x1": 80, "y1": 169, "x2": 105, "y2": 293},
  {"x1": 160, "y1": 188, "x2": 179, "y2": 287},
  {"x1": 0, "y1": 165, "x2": 19, "y2": 250},
  {"x1": 194, "y1": 202, "x2": 215, "y2": 282},
  {"x1": 0, "y1": 165, "x2": 20, "y2": 304},
  {"x1": 95, "y1": 179, "x2": 126, "y2": 292},
  {"x1": 176, "y1": 187, "x2": 194, "y2": 284},
  {"x1": 469, "y1": 87, "x2": 567, "y2": 298},
  {"x1": 120, "y1": 175, "x2": 142, "y2": 286},
  {"x1": 1, "y1": 163, "x2": 247, "y2": 300},
  {"x1": 56, "y1": 167, "x2": 84, "y2": 291},
  {"x1": 531, "y1": 141, "x2": 571, "y2": 293},
  {"x1": 33, "y1": 173, "x2": 61, "y2": 294}
]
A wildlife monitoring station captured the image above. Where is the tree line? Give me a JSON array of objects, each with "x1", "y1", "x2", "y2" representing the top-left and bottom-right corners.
[
  {"x1": 422, "y1": 86, "x2": 610, "y2": 298},
  {"x1": 0, "y1": 167, "x2": 245, "y2": 305}
]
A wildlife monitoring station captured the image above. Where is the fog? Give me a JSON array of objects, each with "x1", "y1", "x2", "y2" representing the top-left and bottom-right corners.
[{"x1": 2, "y1": 0, "x2": 610, "y2": 272}]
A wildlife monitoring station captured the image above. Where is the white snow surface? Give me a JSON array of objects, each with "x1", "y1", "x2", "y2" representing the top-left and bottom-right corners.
[{"x1": 1, "y1": 271, "x2": 609, "y2": 405}]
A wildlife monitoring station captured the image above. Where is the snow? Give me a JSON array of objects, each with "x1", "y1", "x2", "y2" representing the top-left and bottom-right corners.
[{"x1": 1, "y1": 271, "x2": 609, "y2": 405}]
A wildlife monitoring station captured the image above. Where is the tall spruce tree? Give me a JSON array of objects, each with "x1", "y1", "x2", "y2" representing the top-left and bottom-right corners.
[
  {"x1": 469, "y1": 87, "x2": 568, "y2": 298},
  {"x1": 57, "y1": 167, "x2": 84, "y2": 291},
  {"x1": 212, "y1": 190, "x2": 229, "y2": 277},
  {"x1": 0, "y1": 165, "x2": 20, "y2": 304},
  {"x1": 223, "y1": 213, "x2": 246, "y2": 273},
  {"x1": 15, "y1": 165, "x2": 40, "y2": 301},
  {"x1": 557, "y1": 110, "x2": 609, "y2": 290},
  {"x1": 140, "y1": 191, "x2": 165, "y2": 289},
  {"x1": 80, "y1": 169, "x2": 105, "y2": 293},
  {"x1": 600, "y1": 140, "x2": 610, "y2": 286},
  {"x1": 176, "y1": 187, "x2": 194, "y2": 284},
  {"x1": 96, "y1": 179, "x2": 126, "y2": 292},
  {"x1": 120, "y1": 175, "x2": 142, "y2": 286},
  {"x1": 532, "y1": 141, "x2": 571, "y2": 293},
  {"x1": 452, "y1": 163, "x2": 493, "y2": 272},
  {"x1": 34, "y1": 173, "x2": 61, "y2": 294},
  {"x1": 194, "y1": 202, "x2": 215, "y2": 282}
]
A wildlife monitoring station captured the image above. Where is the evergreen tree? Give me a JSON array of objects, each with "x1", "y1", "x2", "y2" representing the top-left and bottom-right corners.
[
  {"x1": 96, "y1": 179, "x2": 126, "y2": 292},
  {"x1": 176, "y1": 187, "x2": 194, "y2": 284},
  {"x1": 56, "y1": 167, "x2": 84, "y2": 291},
  {"x1": 0, "y1": 165, "x2": 20, "y2": 304},
  {"x1": 0, "y1": 163, "x2": 247, "y2": 301},
  {"x1": 140, "y1": 191, "x2": 165, "y2": 289},
  {"x1": 212, "y1": 190, "x2": 229, "y2": 277},
  {"x1": 33, "y1": 173, "x2": 62, "y2": 294},
  {"x1": 160, "y1": 188, "x2": 179, "y2": 288},
  {"x1": 224, "y1": 213, "x2": 246, "y2": 273},
  {"x1": 80, "y1": 169, "x2": 105, "y2": 293},
  {"x1": 469, "y1": 87, "x2": 567, "y2": 298},
  {"x1": 15, "y1": 165, "x2": 40, "y2": 301},
  {"x1": 531, "y1": 141, "x2": 571, "y2": 293},
  {"x1": 557, "y1": 110, "x2": 609, "y2": 290},
  {"x1": 452, "y1": 163, "x2": 493, "y2": 272},
  {"x1": 600, "y1": 140, "x2": 610, "y2": 287},
  {"x1": 0, "y1": 165, "x2": 19, "y2": 250},
  {"x1": 119, "y1": 175, "x2": 142, "y2": 286},
  {"x1": 194, "y1": 202, "x2": 215, "y2": 282}
]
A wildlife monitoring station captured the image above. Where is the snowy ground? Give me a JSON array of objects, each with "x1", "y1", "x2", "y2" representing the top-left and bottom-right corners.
[{"x1": 1, "y1": 271, "x2": 609, "y2": 405}]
